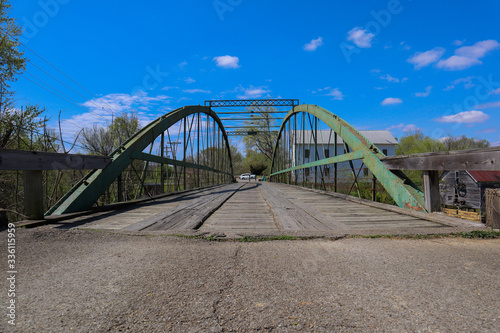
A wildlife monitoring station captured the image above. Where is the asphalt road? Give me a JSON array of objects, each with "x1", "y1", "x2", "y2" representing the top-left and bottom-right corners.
[{"x1": 1, "y1": 228, "x2": 499, "y2": 332}]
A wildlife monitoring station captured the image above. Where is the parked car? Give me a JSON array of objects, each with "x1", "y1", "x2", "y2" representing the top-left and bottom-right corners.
[{"x1": 239, "y1": 173, "x2": 257, "y2": 180}]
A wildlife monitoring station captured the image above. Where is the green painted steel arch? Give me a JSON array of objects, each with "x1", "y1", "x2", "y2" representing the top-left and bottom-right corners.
[
  {"x1": 270, "y1": 104, "x2": 426, "y2": 212},
  {"x1": 47, "y1": 106, "x2": 234, "y2": 215}
]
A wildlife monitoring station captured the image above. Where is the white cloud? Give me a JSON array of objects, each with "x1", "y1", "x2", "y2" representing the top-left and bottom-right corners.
[
  {"x1": 57, "y1": 92, "x2": 171, "y2": 148},
  {"x1": 184, "y1": 77, "x2": 195, "y2": 84},
  {"x1": 347, "y1": 27, "x2": 374, "y2": 48},
  {"x1": 213, "y1": 55, "x2": 240, "y2": 69},
  {"x1": 492, "y1": 87, "x2": 500, "y2": 95},
  {"x1": 437, "y1": 39, "x2": 500, "y2": 71},
  {"x1": 380, "y1": 74, "x2": 407, "y2": 83},
  {"x1": 381, "y1": 97, "x2": 403, "y2": 105},
  {"x1": 452, "y1": 40, "x2": 465, "y2": 46},
  {"x1": 415, "y1": 86, "x2": 432, "y2": 97},
  {"x1": 386, "y1": 123, "x2": 420, "y2": 132},
  {"x1": 407, "y1": 47, "x2": 445, "y2": 69},
  {"x1": 182, "y1": 89, "x2": 211, "y2": 94},
  {"x1": 178, "y1": 61, "x2": 188, "y2": 68},
  {"x1": 304, "y1": 37, "x2": 323, "y2": 51},
  {"x1": 475, "y1": 101, "x2": 500, "y2": 109},
  {"x1": 475, "y1": 128, "x2": 498, "y2": 134},
  {"x1": 455, "y1": 39, "x2": 500, "y2": 58},
  {"x1": 236, "y1": 86, "x2": 271, "y2": 99},
  {"x1": 82, "y1": 92, "x2": 170, "y2": 116},
  {"x1": 161, "y1": 86, "x2": 178, "y2": 91},
  {"x1": 324, "y1": 88, "x2": 344, "y2": 100},
  {"x1": 444, "y1": 76, "x2": 475, "y2": 91},
  {"x1": 436, "y1": 55, "x2": 482, "y2": 71},
  {"x1": 436, "y1": 110, "x2": 489, "y2": 123}
]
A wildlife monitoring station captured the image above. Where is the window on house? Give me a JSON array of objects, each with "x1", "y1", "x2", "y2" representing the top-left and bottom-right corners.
[
  {"x1": 305, "y1": 168, "x2": 310, "y2": 177},
  {"x1": 324, "y1": 149, "x2": 330, "y2": 158},
  {"x1": 363, "y1": 168, "x2": 369, "y2": 177},
  {"x1": 304, "y1": 149, "x2": 310, "y2": 159},
  {"x1": 382, "y1": 149, "x2": 388, "y2": 156},
  {"x1": 324, "y1": 166, "x2": 330, "y2": 177}
]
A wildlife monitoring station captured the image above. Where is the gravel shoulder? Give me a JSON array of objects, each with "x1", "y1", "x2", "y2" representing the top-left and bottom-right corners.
[{"x1": 1, "y1": 227, "x2": 499, "y2": 332}]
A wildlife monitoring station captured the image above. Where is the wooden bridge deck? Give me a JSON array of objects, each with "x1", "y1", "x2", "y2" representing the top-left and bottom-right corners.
[{"x1": 36, "y1": 181, "x2": 484, "y2": 236}]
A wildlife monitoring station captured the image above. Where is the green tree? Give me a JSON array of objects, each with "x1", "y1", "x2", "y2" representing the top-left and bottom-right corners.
[
  {"x1": 242, "y1": 149, "x2": 268, "y2": 175},
  {"x1": 240, "y1": 105, "x2": 278, "y2": 161},
  {"x1": 0, "y1": 104, "x2": 47, "y2": 149},
  {"x1": 396, "y1": 130, "x2": 444, "y2": 155},
  {"x1": 441, "y1": 135, "x2": 489, "y2": 151},
  {"x1": 79, "y1": 112, "x2": 141, "y2": 155},
  {"x1": 0, "y1": 0, "x2": 26, "y2": 113}
]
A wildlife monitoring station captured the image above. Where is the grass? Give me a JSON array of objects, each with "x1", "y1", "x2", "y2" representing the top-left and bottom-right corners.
[{"x1": 355, "y1": 230, "x2": 500, "y2": 240}]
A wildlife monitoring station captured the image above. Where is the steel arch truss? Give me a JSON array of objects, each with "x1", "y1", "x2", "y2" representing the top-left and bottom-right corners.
[
  {"x1": 47, "y1": 106, "x2": 234, "y2": 215},
  {"x1": 269, "y1": 104, "x2": 427, "y2": 212}
]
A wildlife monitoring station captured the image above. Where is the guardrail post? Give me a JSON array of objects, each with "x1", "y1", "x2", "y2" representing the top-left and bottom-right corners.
[
  {"x1": 423, "y1": 170, "x2": 440, "y2": 212},
  {"x1": 24, "y1": 170, "x2": 44, "y2": 220}
]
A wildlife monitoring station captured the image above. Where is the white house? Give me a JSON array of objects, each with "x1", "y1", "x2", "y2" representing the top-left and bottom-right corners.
[{"x1": 289, "y1": 130, "x2": 397, "y2": 183}]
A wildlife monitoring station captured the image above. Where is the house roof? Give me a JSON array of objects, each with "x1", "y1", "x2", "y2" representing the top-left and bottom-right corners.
[
  {"x1": 293, "y1": 130, "x2": 397, "y2": 145},
  {"x1": 467, "y1": 171, "x2": 500, "y2": 183}
]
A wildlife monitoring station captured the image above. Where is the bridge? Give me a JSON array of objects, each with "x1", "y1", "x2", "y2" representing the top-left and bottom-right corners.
[{"x1": 3, "y1": 100, "x2": 498, "y2": 235}]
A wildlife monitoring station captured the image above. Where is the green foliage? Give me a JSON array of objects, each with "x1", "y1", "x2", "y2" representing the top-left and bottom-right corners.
[
  {"x1": 79, "y1": 112, "x2": 141, "y2": 156},
  {"x1": 396, "y1": 131, "x2": 444, "y2": 155},
  {"x1": 0, "y1": 0, "x2": 26, "y2": 112},
  {"x1": 441, "y1": 135, "x2": 489, "y2": 151},
  {"x1": 229, "y1": 144, "x2": 245, "y2": 174},
  {"x1": 0, "y1": 104, "x2": 47, "y2": 149},
  {"x1": 457, "y1": 230, "x2": 500, "y2": 239},
  {"x1": 396, "y1": 131, "x2": 490, "y2": 187},
  {"x1": 242, "y1": 149, "x2": 269, "y2": 175},
  {"x1": 240, "y1": 106, "x2": 278, "y2": 161}
]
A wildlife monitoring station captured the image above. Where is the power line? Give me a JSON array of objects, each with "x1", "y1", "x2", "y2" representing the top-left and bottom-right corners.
[
  {"x1": 28, "y1": 61, "x2": 116, "y2": 115},
  {"x1": 20, "y1": 42, "x2": 121, "y2": 116},
  {"x1": 21, "y1": 73, "x2": 110, "y2": 123}
]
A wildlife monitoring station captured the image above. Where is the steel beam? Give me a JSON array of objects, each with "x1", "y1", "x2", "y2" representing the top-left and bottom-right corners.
[
  {"x1": 47, "y1": 106, "x2": 234, "y2": 215},
  {"x1": 270, "y1": 104, "x2": 427, "y2": 212},
  {"x1": 205, "y1": 99, "x2": 299, "y2": 107}
]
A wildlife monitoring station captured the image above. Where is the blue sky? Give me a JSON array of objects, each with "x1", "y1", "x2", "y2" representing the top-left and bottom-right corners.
[{"x1": 9, "y1": 0, "x2": 500, "y2": 149}]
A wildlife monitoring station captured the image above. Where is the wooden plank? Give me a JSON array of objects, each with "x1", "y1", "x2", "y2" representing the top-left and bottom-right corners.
[
  {"x1": 24, "y1": 170, "x2": 44, "y2": 219},
  {"x1": 259, "y1": 183, "x2": 334, "y2": 231},
  {"x1": 125, "y1": 183, "x2": 244, "y2": 231},
  {"x1": 0, "y1": 148, "x2": 110, "y2": 170},
  {"x1": 423, "y1": 170, "x2": 441, "y2": 212},
  {"x1": 381, "y1": 146, "x2": 500, "y2": 171}
]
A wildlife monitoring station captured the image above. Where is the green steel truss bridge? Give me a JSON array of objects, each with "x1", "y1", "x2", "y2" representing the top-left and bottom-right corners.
[{"x1": 2, "y1": 100, "x2": 499, "y2": 223}]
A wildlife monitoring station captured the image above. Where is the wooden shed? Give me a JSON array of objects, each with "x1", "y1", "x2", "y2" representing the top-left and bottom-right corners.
[{"x1": 440, "y1": 171, "x2": 500, "y2": 214}]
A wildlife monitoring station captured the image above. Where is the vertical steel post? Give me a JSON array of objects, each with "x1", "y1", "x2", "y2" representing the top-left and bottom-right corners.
[
  {"x1": 314, "y1": 116, "x2": 318, "y2": 189},
  {"x1": 183, "y1": 117, "x2": 187, "y2": 191},
  {"x1": 197, "y1": 112, "x2": 200, "y2": 188},
  {"x1": 160, "y1": 133, "x2": 165, "y2": 193},
  {"x1": 334, "y1": 132, "x2": 338, "y2": 192}
]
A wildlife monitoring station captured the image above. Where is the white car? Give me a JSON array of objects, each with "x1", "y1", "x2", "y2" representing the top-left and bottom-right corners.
[{"x1": 239, "y1": 173, "x2": 250, "y2": 180}]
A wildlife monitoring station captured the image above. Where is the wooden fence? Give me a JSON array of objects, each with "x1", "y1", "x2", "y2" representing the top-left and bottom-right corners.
[{"x1": 486, "y1": 189, "x2": 500, "y2": 229}]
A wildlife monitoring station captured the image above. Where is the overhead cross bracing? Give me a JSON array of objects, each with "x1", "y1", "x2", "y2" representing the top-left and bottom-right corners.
[{"x1": 206, "y1": 99, "x2": 295, "y2": 138}]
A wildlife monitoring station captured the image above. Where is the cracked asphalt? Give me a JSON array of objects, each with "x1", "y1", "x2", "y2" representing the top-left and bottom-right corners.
[{"x1": 1, "y1": 228, "x2": 499, "y2": 332}]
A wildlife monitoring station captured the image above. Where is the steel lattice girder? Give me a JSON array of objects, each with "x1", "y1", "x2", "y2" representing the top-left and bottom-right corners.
[
  {"x1": 47, "y1": 106, "x2": 234, "y2": 215},
  {"x1": 270, "y1": 104, "x2": 427, "y2": 212}
]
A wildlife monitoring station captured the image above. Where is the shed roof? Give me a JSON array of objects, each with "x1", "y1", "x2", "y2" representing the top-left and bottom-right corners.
[
  {"x1": 293, "y1": 130, "x2": 396, "y2": 145},
  {"x1": 467, "y1": 171, "x2": 500, "y2": 183}
]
